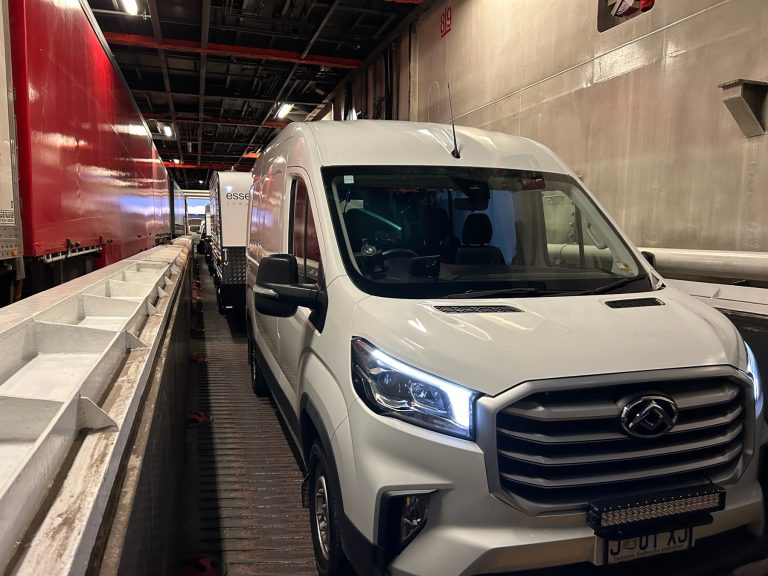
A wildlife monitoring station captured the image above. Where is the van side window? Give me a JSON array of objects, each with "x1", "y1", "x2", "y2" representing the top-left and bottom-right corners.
[{"x1": 290, "y1": 178, "x2": 322, "y2": 284}]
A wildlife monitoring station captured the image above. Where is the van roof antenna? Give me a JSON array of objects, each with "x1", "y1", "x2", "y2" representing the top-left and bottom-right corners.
[{"x1": 447, "y1": 83, "x2": 460, "y2": 159}]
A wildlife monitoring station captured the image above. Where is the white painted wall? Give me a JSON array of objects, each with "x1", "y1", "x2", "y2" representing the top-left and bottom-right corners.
[{"x1": 411, "y1": 0, "x2": 768, "y2": 251}]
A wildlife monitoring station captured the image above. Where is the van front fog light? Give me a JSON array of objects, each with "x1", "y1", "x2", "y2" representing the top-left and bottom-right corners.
[
  {"x1": 380, "y1": 491, "x2": 432, "y2": 560},
  {"x1": 351, "y1": 338, "x2": 480, "y2": 439},
  {"x1": 400, "y1": 494, "x2": 429, "y2": 546}
]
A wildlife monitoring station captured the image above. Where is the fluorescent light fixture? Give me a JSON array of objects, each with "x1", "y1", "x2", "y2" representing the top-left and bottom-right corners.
[
  {"x1": 172, "y1": 158, "x2": 180, "y2": 164},
  {"x1": 121, "y1": 0, "x2": 139, "y2": 16},
  {"x1": 162, "y1": 124, "x2": 172, "y2": 137},
  {"x1": 276, "y1": 103, "x2": 293, "y2": 119}
]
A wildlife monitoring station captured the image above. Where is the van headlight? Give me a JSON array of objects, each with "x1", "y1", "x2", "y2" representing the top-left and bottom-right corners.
[
  {"x1": 744, "y1": 342, "x2": 763, "y2": 412},
  {"x1": 351, "y1": 338, "x2": 480, "y2": 440}
]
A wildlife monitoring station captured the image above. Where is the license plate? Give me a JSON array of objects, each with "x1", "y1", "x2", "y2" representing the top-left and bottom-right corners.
[{"x1": 605, "y1": 528, "x2": 693, "y2": 564}]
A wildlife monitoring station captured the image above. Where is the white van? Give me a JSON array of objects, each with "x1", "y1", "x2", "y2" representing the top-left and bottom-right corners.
[{"x1": 245, "y1": 121, "x2": 766, "y2": 576}]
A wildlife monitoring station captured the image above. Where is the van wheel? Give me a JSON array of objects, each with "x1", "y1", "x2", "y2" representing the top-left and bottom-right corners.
[
  {"x1": 309, "y1": 441, "x2": 349, "y2": 576},
  {"x1": 247, "y1": 327, "x2": 268, "y2": 396}
]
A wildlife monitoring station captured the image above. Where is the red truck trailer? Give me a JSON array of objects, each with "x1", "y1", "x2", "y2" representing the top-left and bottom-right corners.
[{"x1": 0, "y1": 0, "x2": 175, "y2": 306}]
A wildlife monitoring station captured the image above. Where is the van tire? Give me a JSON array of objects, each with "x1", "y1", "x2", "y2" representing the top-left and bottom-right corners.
[
  {"x1": 308, "y1": 441, "x2": 350, "y2": 576},
  {"x1": 247, "y1": 326, "x2": 269, "y2": 396}
]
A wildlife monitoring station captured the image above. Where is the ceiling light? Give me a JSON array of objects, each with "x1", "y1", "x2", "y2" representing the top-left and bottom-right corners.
[
  {"x1": 163, "y1": 124, "x2": 172, "y2": 137},
  {"x1": 199, "y1": 180, "x2": 204, "y2": 184},
  {"x1": 172, "y1": 158, "x2": 180, "y2": 164},
  {"x1": 276, "y1": 103, "x2": 293, "y2": 119},
  {"x1": 121, "y1": 0, "x2": 139, "y2": 16}
]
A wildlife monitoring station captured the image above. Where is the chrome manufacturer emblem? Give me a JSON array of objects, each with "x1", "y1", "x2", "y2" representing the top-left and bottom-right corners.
[{"x1": 621, "y1": 395, "x2": 679, "y2": 438}]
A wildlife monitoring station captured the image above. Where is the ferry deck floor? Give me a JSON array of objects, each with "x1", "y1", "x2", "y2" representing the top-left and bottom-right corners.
[
  {"x1": 179, "y1": 253, "x2": 768, "y2": 576},
  {"x1": 182, "y1": 255, "x2": 315, "y2": 576}
]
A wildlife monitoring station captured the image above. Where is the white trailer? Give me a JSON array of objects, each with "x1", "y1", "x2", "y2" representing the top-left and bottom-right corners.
[
  {"x1": 209, "y1": 171, "x2": 252, "y2": 314},
  {"x1": 0, "y1": 0, "x2": 22, "y2": 305}
]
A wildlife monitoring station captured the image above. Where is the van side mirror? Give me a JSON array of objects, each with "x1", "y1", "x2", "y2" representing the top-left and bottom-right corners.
[
  {"x1": 640, "y1": 250, "x2": 656, "y2": 267},
  {"x1": 254, "y1": 254, "x2": 327, "y2": 319}
]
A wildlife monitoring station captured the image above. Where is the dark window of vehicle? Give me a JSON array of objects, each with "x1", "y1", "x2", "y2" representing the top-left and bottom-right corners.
[
  {"x1": 322, "y1": 166, "x2": 651, "y2": 299},
  {"x1": 290, "y1": 177, "x2": 322, "y2": 284},
  {"x1": 598, "y1": 0, "x2": 655, "y2": 32}
]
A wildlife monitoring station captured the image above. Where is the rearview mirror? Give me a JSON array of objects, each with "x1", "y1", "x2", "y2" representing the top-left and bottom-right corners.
[{"x1": 254, "y1": 254, "x2": 326, "y2": 319}]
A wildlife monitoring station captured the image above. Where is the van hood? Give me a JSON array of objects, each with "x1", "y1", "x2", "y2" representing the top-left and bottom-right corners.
[{"x1": 350, "y1": 287, "x2": 744, "y2": 397}]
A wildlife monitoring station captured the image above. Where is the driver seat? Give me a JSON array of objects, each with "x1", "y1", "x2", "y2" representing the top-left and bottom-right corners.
[{"x1": 455, "y1": 213, "x2": 504, "y2": 265}]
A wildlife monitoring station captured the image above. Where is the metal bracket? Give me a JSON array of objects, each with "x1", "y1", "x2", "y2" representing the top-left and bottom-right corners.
[
  {"x1": 719, "y1": 79, "x2": 768, "y2": 138},
  {"x1": 126, "y1": 331, "x2": 147, "y2": 349},
  {"x1": 77, "y1": 397, "x2": 118, "y2": 431}
]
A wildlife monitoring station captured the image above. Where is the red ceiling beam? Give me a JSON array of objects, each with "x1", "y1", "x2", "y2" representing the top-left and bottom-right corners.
[
  {"x1": 164, "y1": 161, "x2": 251, "y2": 170},
  {"x1": 104, "y1": 32, "x2": 362, "y2": 69},
  {"x1": 143, "y1": 113, "x2": 288, "y2": 129}
]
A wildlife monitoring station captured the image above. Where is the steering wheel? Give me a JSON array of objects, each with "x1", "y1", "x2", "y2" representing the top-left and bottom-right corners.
[{"x1": 381, "y1": 248, "x2": 419, "y2": 260}]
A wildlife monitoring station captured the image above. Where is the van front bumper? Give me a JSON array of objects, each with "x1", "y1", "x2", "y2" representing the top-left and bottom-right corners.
[{"x1": 340, "y1": 399, "x2": 766, "y2": 576}]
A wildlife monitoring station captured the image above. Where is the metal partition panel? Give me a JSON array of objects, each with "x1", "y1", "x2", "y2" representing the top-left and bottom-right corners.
[
  {"x1": 0, "y1": 239, "x2": 191, "y2": 574},
  {"x1": 92, "y1": 251, "x2": 191, "y2": 576}
]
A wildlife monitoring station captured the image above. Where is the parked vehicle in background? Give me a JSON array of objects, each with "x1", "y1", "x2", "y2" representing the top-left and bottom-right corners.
[
  {"x1": 187, "y1": 218, "x2": 202, "y2": 233},
  {"x1": 209, "y1": 172, "x2": 252, "y2": 314},
  {"x1": 197, "y1": 219, "x2": 207, "y2": 254},
  {"x1": 201, "y1": 205, "x2": 213, "y2": 259},
  {"x1": 205, "y1": 205, "x2": 212, "y2": 239},
  {"x1": 0, "y1": 0, "x2": 172, "y2": 307},
  {"x1": 189, "y1": 224, "x2": 201, "y2": 246},
  {"x1": 172, "y1": 181, "x2": 185, "y2": 239},
  {"x1": 245, "y1": 121, "x2": 767, "y2": 576}
]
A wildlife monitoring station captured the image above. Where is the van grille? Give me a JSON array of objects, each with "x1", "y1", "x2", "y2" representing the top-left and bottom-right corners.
[{"x1": 495, "y1": 377, "x2": 745, "y2": 508}]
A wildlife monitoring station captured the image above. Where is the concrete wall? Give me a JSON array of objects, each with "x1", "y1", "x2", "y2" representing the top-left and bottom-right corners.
[{"x1": 411, "y1": 0, "x2": 768, "y2": 251}]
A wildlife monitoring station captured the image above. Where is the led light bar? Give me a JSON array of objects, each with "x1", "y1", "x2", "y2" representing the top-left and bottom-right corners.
[{"x1": 587, "y1": 484, "x2": 726, "y2": 537}]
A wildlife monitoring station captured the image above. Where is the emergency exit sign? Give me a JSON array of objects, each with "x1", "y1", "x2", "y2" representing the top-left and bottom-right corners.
[{"x1": 440, "y1": 6, "x2": 452, "y2": 37}]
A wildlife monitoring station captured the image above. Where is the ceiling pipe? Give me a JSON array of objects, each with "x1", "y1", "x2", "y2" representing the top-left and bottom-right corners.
[
  {"x1": 104, "y1": 32, "x2": 362, "y2": 69},
  {"x1": 143, "y1": 114, "x2": 288, "y2": 128}
]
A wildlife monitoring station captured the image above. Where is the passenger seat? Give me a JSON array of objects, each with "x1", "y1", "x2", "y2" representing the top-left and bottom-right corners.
[{"x1": 455, "y1": 213, "x2": 504, "y2": 265}]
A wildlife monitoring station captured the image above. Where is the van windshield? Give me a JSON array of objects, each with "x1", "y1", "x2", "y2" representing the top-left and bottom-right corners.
[{"x1": 322, "y1": 166, "x2": 652, "y2": 299}]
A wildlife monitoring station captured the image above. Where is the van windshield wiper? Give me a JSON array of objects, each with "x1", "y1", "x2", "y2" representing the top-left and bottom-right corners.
[
  {"x1": 441, "y1": 275, "x2": 653, "y2": 299},
  {"x1": 440, "y1": 287, "x2": 567, "y2": 299},
  {"x1": 575, "y1": 275, "x2": 651, "y2": 295}
]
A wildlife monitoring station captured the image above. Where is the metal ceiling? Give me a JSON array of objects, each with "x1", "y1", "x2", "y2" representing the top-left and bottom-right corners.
[{"x1": 86, "y1": 0, "x2": 425, "y2": 188}]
